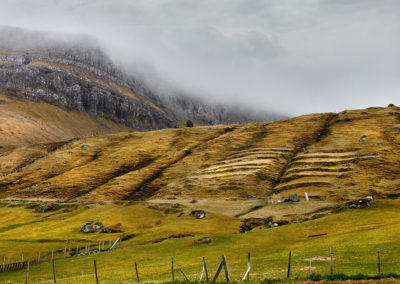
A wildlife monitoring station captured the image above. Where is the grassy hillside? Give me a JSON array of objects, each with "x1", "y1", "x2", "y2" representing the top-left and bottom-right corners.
[
  {"x1": 2, "y1": 105, "x2": 400, "y2": 282},
  {"x1": 0, "y1": 199, "x2": 400, "y2": 283},
  {"x1": 0, "y1": 93, "x2": 130, "y2": 149},
  {"x1": 1, "y1": 105, "x2": 400, "y2": 205}
]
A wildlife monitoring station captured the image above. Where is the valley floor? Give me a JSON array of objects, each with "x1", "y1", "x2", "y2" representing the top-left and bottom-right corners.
[{"x1": 0, "y1": 198, "x2": 400, "y2": 283}]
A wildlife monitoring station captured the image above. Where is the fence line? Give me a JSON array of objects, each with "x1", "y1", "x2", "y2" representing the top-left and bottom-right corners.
[{"x1": 1, "y1": 246, "x2": 399, "y2": 283}]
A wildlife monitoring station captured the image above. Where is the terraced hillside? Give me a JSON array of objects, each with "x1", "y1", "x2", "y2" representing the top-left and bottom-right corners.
[{"x1": 1, "y1": 106, "x2": 400, "y2": 207}]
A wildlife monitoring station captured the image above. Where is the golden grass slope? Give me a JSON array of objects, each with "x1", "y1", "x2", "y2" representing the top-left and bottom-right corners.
[
  {"x1": 2, "y1": 199, "x2": 400, "y2": 282},
  {"x1": 1, "y1": 106, "x2": 400, "y2": 204},
  {"x1": 0, "y1": 93, "x2": 130, "y2": 148}
]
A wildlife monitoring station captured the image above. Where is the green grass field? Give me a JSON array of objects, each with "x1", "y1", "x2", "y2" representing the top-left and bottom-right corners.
[{"x1": 1, "y1": 199, "x2": 400, "y2": 283}]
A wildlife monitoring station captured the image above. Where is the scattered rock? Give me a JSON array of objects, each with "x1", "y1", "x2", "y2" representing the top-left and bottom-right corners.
[
  {"x1": 348, "y1": 198, "x2": 373, "y2": 209},
  {"x1": 172, "y1": 203, "x2": 180, "y2": 208},
  {"x1": 388, "y1": 104, "x2": 396, "y2": 107},
  {"x1": 359, "y1": 135, "x2": 367, "y2": 142},
  {"x1": 284, "y1": 194, "x2": 299, "y2": 202},
  {"x1": 194, "y1": 237, "x2": 212, "y2": 245},
  {"x1": 267, "y1": 222, "x2": 279, "y2": 228},
  {"x1": 81, "y1": 221, "x2": 103, "y2": 233},
  {"x1": 190, "y1": 210, "x2": 206, "y2": 219},
  {"x1": 190, "y1": 199, "x2": 197, "y2": 204},
  {"x1": 247, "y1": 194, "x2": 257, "y2": 199},
  {"x1": 240, "y1": 217, "x2": 272, "y2": 233},
  {"x1": 174, "y1": 192, "x2": 182, "y2": 196},
  {"x1": 35, "y1": 203, "x2": 60, "y2": 213},
  {"x1": 81, "y1": 144, "x2": 89, "y2": 148},
  {"x1": 102, "y1": 223, "x2": 122, "y2": 233}
]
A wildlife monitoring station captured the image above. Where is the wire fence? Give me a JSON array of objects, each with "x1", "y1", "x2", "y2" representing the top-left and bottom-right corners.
[{"x1": 2, "y1": 245, "x2": 400, "y2": 283}]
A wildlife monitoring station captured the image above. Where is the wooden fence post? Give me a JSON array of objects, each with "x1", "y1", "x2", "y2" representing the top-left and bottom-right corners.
[
  {"x1": 247, "y1": 252, "x2": 251, "y2": 281},
  {"x1": 287, "y1": 251, "x2": 292, "y2": 278},
  {"x1": 76, "y1": 245, "x2": 79, "y2": 255},
  {"x1": 99, "y1": 241, "x2": 101, "y2": 251},
  {"x1": 38, "y1": 249, "x2": 41, "y2": 262},
  {"x1": 213, "y1": 261, "x2": 224, "y2": 282},
  {"x1": 64, "y1": 247, "x2": 66, "y2": 259},
  {"x1": 94, "y1": 260, "x2": 99, "y2": 284},
  {"x1": 330, "y1": 246, "x2": 333, "y2": 275},
  {"x1": 203, "y1": 257, "x2": 209, "y2": 281},
  {"x1": 25, "y1": 261, "x2": 29, "y2": 284},
  {"x1": 222, "y1": 255, "x2": 230, "y2": 282},
  {"x1": 171, "y1": 256, "x2": 174, "y2": 281},
  {"x1": 377, "y1": 248, "x2": 381, "y2": 274},
  {"x1": 135, "y1": 262, "x2": 140, "y2": 282},
  {"x1": 52, "y1": 259, "x2": 56, "y2": 283},
  {"x1": 180, "y1": 269, "x2": 189, "y2": 281},
  {"x1": 21, "y1": 251, "x2": 24, "y2": 263},
  {"x1": 102, "y1": 240, "x2": 105, "y2": 250}
]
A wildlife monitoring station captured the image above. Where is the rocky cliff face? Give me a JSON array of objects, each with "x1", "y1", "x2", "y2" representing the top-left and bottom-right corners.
[{"x1": 0, "y1": 27, "x2": 280, "y2": 132}]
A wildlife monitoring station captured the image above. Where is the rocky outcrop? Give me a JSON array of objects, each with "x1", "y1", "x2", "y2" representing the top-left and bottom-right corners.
[
  {"x1": 81, "y1": 221, "x2": 103, "y2": 233},
  {"x1": 0, "y1": 27, "x2": 279, "y2": 132}
]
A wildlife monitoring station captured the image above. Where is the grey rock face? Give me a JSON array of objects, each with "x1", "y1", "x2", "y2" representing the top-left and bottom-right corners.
[{"x1": 0, "y1": 27, "x2": 281, "y2": 130}]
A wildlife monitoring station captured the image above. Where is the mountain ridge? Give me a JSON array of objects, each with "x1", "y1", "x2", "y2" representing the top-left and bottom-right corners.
[{"x1": 0, "y1": 26, "x2": 282, "y2": 148}]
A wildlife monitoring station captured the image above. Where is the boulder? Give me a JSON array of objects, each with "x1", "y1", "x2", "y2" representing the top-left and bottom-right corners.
[
  {"x1": 284, "y1": 194, "x2": 299, "y2": 202},
  {"x1": 81, "y1": 221, "x2": 103, "y2": 233},
  {"x1": 102, "y1": 223, "x2": 122, "y2": 233},
  {"x1": 194, "y1": 237, "x2": 212, "y2": 245},
  {"x1": 35, "y1": 203, "x2": 59, "y2": 213},
  {"x1": 348, "y1": 198, "x2": 373, "y2": 209},
  {"x1": 240, "y1": 217, "x2": 272, "y2": 233},
  {"x1": 190, "y1": 210, "x2": 206, "y2": 219}
]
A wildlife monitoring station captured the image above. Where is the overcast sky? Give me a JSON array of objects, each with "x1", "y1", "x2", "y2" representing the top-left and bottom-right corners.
[{"x1": 0, "y1": 0, "x2": 399, "y2": 116}]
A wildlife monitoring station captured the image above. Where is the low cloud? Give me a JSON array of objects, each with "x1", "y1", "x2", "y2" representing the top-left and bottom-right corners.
[{"x1": 0, "y1": 0, "x2": 399, "y2": 116}]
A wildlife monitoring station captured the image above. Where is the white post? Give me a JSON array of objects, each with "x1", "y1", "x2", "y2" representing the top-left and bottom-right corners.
[{"x1": 305, "y1": 192, "x2": 309, "y2": 201}]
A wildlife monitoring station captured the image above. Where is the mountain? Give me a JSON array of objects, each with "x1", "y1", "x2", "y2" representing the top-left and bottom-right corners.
[
  {"x1": 1, "y1": 105, "x2": 399, "y2": 207},
  {"x1": 0, "y1": 26, "x2": 282, "y2": 148}
]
